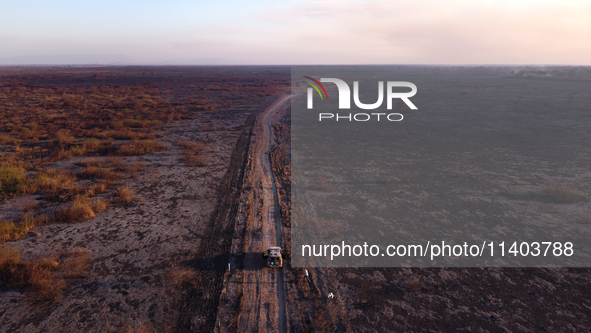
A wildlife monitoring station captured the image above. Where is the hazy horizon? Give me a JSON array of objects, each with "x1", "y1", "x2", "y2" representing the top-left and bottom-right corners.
[{"x1": 2, "y1": 0, "x2": 590, "y2": 66}]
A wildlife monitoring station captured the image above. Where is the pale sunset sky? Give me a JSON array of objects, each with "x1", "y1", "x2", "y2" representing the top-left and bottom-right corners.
[{"x1": 0, "y1": 0, "x2": 589, "y2": 65}]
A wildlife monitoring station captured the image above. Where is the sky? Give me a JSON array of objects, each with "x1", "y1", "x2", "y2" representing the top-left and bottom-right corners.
[{"x1": 1, "y1": 0, "x2": 590, "y2": 65}]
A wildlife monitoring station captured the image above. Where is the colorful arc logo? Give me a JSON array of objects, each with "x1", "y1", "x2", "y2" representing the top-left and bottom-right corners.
[{"x1": 302, "y1": 76, "x2": 328, "y2": 100}]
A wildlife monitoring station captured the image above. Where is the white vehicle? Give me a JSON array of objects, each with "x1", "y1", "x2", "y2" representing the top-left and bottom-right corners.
[{"x1": 263, "y1": 246, "x2": 285, "y2": 268}]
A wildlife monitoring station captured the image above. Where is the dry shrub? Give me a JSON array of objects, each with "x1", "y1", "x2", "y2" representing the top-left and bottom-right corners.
[
  {"x1": 52, "y1": 198, "x2": 96, "y2": 223},
  {"x1": 110, "y1": 97, "x2": 127, "y2": 109},
  {"x1": 0, "y1": 211, "x2": 47, "y2": 243},
  {"x1": 0, "y1": 212, "x2": 47, "y2": 243},
  {"x1": 112, "y1": 118, "x2": 162, "y2": 129},
  {"x1": 105, "y1": 129, "x2": 155, "y2": 141},
  {"x1": 89, "y1": 182, "x2": 109, "y2": 196},
  {"x1": 56, "y1": 148, "x2": 73, "y2": 160},
  {"x1": 83, "y1": 138, "x2": 101, "y2": 151},
  {"x1": 115, "y1": 187, "x2": 135, "y2": 205},
  {"x1": 179, "y1": 140, "x2": 209, "y2": 166},
  {"x1": 36, "y1": 168, "x2": 76, "y2": 188},
  {"x1": 55, "y1": 145, "x2": 87, "y2": 160},
  {"x1": 0, "y1": 246, "x2": 65, "y2": 300},
  {"x1": 20, "y1": 126, "x2": 39, "y2": 141},
  {"x1": 543, "y1": 182, "x2": 584, "y2": 203},
  {"x1": 0, "y1": 245, "x2": 21, "y2": 267},
  {"x1": 70, "y1": 145, "x2": 86, "y2": 157},
  {"x1": 117, "y1": 140, "x2": 165, "y2": 156},
  {"x1": 169, "y1": 268, "x2": 200, "y2": 288},
  {"x1": 82, "y1": 158, "x2": 105, "y2": 168},
  {"x1": 179, "y1": 139, "x2": 205, "y2": 153},
  {"x1": 61, "y1": 250, "x2": 92, "y2": 278},
  {"x1": 53, "y1": 129, "x2": 75, "y2": 146},
  {"x1": 61, "y1": 94, "x2": 80, "y2": 108},
  {"x1": 110, "y1": 159, "x2": 146, "y2": 174},
  {"x1": 78, "y1": 165, "x2": 117, "y2": 180},
  {"x1": 407, "y1": 276, "x2": 422, "y2": 291},
  {"x1": 184, "y1": 153, "x2": 210, "y2": 167},
  {"x1": 0, "y1": 162, "x2": 27, "y2": 196},
  {"x1": 96, "y1": 129, "x2": 132, "y2": 140},
  {"x1": 108, "y1": 157, "x2": 126, "y2": 170},
  {"x1": 35, "y1": 169, "x2": 81, "y2": 202},
  {"x1": 0, "y1": 133, "x2": 19, "y2": 145},
  {"x1": 90, "y1": 199, "x2": 108, "y2": 213},
  {"x1": 28, "y1": 262, "x2": 66, "y2": 300},
  {"x1": 0, "y1": 220, "x2": 31, "y2": 243},
  {"x1": 125, "y1": 162, "x2": 146, "y2": 173}
]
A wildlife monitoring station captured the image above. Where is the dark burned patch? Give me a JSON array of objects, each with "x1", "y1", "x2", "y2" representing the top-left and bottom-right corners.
[
  {"x1": 135, "y1": 230, "x2": 146, "y2": 241},
  {"x1": 231, "y1": 252, "x2": 246, "y2": 271},
  {"x1": 108, "y1": 301, "x2": 121, "y2": 312},
  {"x1": 179, "y1": 254, "x2": 229, "y2": 272},
  {"x1": 78, "y1": 281, "x2": 100, "y2": 295},
  {"x1": 336, "y1": 267, "x2": 591, "y2": 332},
  {"x1": 15, "y1": 299, "x2": 56, "y2": 329}
]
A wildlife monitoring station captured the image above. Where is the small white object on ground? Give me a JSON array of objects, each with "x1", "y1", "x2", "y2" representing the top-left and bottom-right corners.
[
  {"x1": 304, "y1": 269, "x2": 309, "y2": 277},
  {"x1": 327, "y1": 292, "x2": 334, "y2": 299}
]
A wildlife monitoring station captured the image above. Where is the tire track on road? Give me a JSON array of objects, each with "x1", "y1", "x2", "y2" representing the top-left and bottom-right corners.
[
  {"x1": 220, "y1": 95, "x2": 290, "y2": 332},
  {"x1": 175, "y1": 98, "x2": 276, "y2": 333},
  {"x1": 262, "y1": 96, "x2": 290, "y2": 333}
]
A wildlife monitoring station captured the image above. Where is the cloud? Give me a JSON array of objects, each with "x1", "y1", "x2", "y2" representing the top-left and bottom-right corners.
[
  {"x1": 251, "y1": 0, "x2": 591, "y2": 64},
  {"x1": 2, "y1": 0, "x2": 590, "y2": 65}
]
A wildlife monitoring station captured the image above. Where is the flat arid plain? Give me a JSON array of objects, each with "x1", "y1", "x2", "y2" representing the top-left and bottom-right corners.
[{"x1": 1, "y1": 66, "x2": 590, "y2": 332}]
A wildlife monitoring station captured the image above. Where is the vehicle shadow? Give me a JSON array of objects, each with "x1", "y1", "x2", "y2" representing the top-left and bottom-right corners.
[{"x1": 178, "y1": 251, "x2": 268, "y2": 271}]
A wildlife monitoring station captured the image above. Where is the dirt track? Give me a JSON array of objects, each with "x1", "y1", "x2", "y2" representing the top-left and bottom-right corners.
[
  {"x1": 173, "y1": 96, "x2": 286, "y2": 332},
  {"x1": 260, "y1": 96, "x2": 290, "y2": 332},
  {"x1": 212, "y1": 95, "x2": 291, "y2": 332}
]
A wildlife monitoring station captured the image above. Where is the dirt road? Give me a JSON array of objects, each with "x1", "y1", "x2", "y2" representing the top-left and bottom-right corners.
[
  {"x1": 262, "y1": 96, "x2": 290, "y2": 333},
  {"x1": 216, "y1": 95, "x2": 291, "y2": 332}
]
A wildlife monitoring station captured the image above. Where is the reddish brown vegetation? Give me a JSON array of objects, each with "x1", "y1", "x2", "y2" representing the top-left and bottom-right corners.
[
  {"x1": 117, "y1": 140, "x2": 165, "y2": 156},
  {"x1": 178, "y1": 139, "x2": 210, "y2": 166},
  {"x1": 114, "y1": 187, "x2": 135, "y2": 206},
  {"x1": 0, "y1": 246, "x2": 91, "y2": 300},
  {"x1": 0, "y1": 67, "x2": 290, "y2": 244},
  {"x1": 0, "y1": 67, "x2": 288, "y2": 169}
]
